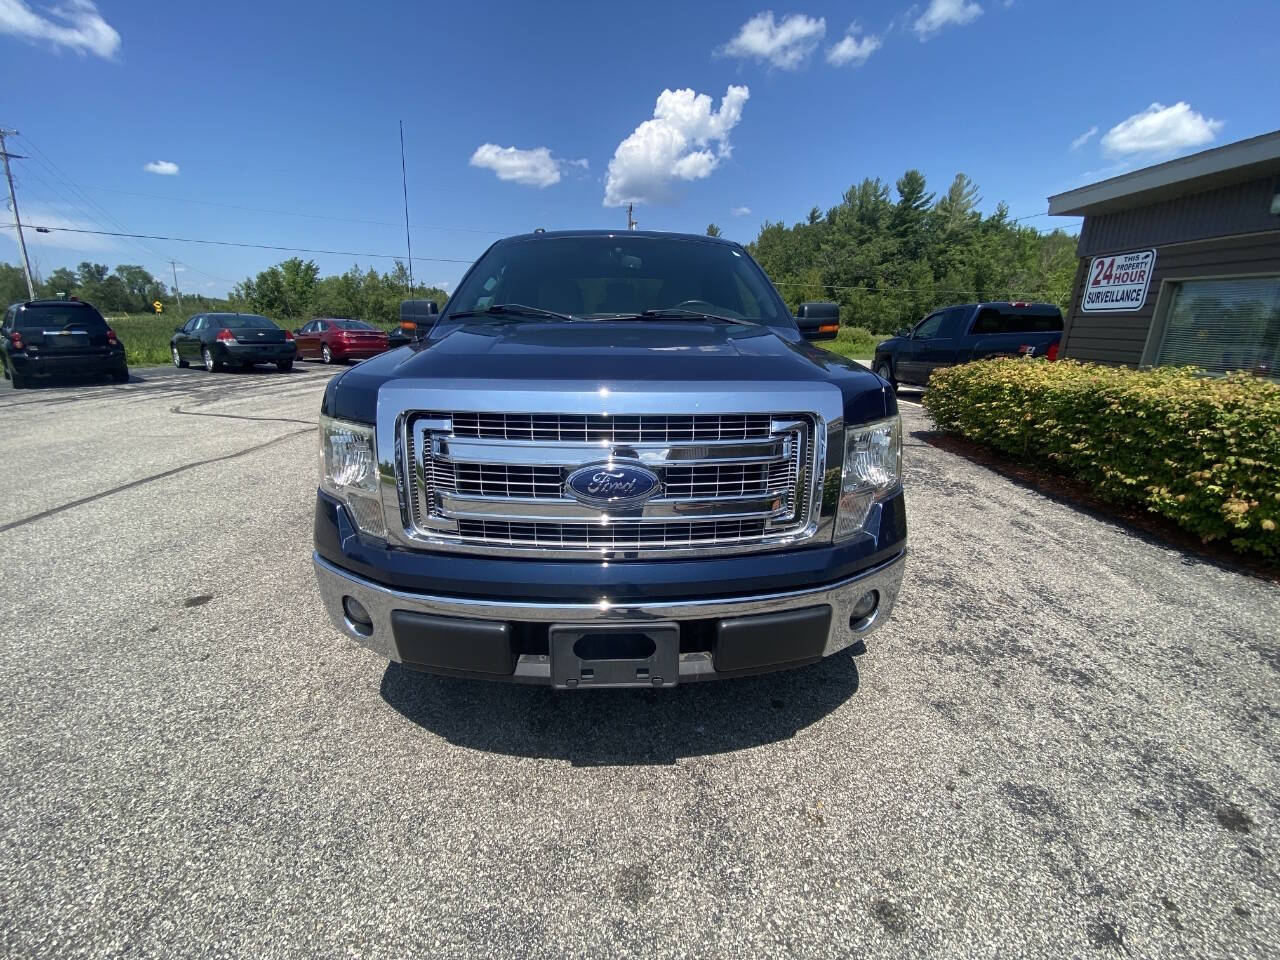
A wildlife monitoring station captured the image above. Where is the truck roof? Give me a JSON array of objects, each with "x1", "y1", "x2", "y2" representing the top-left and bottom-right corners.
[
  {"x1": 497, "y1": 229, "x2": 739, "y2": 246},
  {"x1": 951, "y1": 301, "x2": 1062, "y2": 314}
]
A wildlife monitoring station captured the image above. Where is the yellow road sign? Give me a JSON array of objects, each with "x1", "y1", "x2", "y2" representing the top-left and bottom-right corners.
[{"x1": 153, "y1": 300, "x2": 164, "y2": 313}]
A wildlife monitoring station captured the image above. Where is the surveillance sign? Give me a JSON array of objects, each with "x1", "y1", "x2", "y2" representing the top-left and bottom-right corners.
[{"x1": 1081, "y1": 249, "x2": 1156, "y2": 312}]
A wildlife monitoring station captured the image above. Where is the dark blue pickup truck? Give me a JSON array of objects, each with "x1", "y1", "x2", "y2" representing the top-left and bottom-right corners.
[
  {"x1": 871, "y1": 301, "x2": 1062, "y2": 389},
  {"x1": 313, "y1": 231, "x2": 907, "y2": 688}
]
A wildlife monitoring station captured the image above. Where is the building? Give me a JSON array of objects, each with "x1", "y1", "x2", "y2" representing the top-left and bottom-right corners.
[{"x1": 1048, "y1": 130, "x2": 1280, "y2": 378}]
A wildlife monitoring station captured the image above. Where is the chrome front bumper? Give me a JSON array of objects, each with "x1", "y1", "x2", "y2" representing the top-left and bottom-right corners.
[{"x1": 313, "y1": 550, "x2": 906, "y2": 684}]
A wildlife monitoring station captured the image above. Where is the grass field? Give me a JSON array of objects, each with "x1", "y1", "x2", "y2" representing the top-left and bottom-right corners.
[
  {"x1": 106, "y1": 314, "x2": 191, "y2": 366},
  {"x1": 107, "y1": 312, "x2": 880, "y2": 369},
  {"x1": 107, "y1": 313, "x2": 403, "y2": 367},
  {"x1": 821, "y1": 325, "x2": 879, "y2": 367}
]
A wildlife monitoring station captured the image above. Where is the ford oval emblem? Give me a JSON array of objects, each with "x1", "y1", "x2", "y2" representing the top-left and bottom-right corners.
[{"x1": 565, "y1": 462, "x2": 661, "y2": 509}]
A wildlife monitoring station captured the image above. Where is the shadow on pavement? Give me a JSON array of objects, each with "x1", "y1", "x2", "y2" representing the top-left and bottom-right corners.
[{"x1": 379, "y1": 654, "x2": 860, "y2": 765}]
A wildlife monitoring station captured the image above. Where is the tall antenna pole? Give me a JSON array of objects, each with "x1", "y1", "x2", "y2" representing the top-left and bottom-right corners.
[
  {"x1": 0, "y1": 129, "x2": 35, "y2": 299},
  {"x1": 169, "y1": 260, "x2": 183, "y2": 311},
  {"x1": 399, "y1": 121, "x2": 415, "y2": 295}
]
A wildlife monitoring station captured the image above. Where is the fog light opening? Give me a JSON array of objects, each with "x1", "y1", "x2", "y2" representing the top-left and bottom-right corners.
[
  {"x1": 343, "y1": 595, "x2": 375, "y2": 637},
  {"x1": 849, "y1": 590, "x2": 880, "y2": 633}
]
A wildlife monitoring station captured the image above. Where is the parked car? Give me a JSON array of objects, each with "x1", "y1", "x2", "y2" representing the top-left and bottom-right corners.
[
  {"x1": 170, "y1": 313, "x2": 295, "y2": 372},
  {"x1": 1, "y1": 298, "x2": 128, "y2": 388},
  {"x1": 872, "y1": 301, "x2": 1062, "y2": 389},
  {"x1": 294, "y1": 318, "x2": 389, "y2": 364},
  {"x1": 313, "y1": 230, "x2": 907, "y2": 689}
]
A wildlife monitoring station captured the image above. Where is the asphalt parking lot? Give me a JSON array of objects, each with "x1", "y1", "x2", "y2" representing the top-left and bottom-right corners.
[{"x1": 0, "y1": 366, "x2": 1276, "y2": 959}]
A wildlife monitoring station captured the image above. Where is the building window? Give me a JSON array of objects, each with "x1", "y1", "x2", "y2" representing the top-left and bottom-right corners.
[{"x1": 1156, "y1": 277, "x2": 1280, "y2": 378}]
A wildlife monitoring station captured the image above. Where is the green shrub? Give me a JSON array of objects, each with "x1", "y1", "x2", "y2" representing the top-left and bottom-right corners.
[{"x1": 922, "y1": 359, "x2": 1280, "y2": 559}]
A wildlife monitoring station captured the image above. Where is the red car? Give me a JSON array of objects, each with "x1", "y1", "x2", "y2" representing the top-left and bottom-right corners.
[{"x1": 294, "y1": 318, "x2": 390, "y2": 364}]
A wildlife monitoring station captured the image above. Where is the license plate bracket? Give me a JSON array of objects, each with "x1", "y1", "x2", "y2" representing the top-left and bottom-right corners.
[{"x1": 549, "y1": 622, "x2": 679, "y2": 689}]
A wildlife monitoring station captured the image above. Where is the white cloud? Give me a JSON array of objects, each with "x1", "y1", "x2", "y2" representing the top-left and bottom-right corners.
[
  {"x1": 565, "y1": 158, "x2": 590, "y2": 170},
  {"x1": 603, "y1": 85, "x2": 750, "y2": 207},
  {"x1": 731, "y1": 206, "x2": 752, "y2": 217},
  {"x1": 0, "y1": 0, "x2": 120, "y2": 58},
  {"x1": 1100, "y1": 102, "x2": 1224, "y2": 156},
  {"x1": 469, "y1": 144, "x2": 564, "y2": 187},
  {"x1": 826, "y1": 23, "x2": 882, "y2": 66},
  {"x1": 1070, "y1": 126, "x2": 1098, "y2": 150},
  {"x1": 913, "y1": 0, "x2": 983, "y2": 39},
  {"x1": 143, "y1": 160, "x2": 179, "y2": 175},
  {"x1": 720, "y1": 12, "x2": 825, "y2": 69}
]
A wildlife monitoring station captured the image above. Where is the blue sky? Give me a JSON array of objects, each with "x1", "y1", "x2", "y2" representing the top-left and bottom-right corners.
[{"x1": 1, "y1": 0, "x2": 1276, "y2": 297}]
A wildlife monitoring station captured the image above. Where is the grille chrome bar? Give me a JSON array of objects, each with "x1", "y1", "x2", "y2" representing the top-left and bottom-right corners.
[
  {"x1": 435, "y1": 436, "x2": 789, "y2": 467},
  {"x1": 456, "y1": 518, "x2": 770, "y2": 549},
  {"x1": 438, "y1": 490, "x2": 787, "y2": 521},
  {"x1": 451, "y1": 412, "x2": 773, "y2": 443}
]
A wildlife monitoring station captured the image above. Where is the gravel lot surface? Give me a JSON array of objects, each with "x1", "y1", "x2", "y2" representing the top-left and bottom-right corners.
[{"x1": 1, "y1": 366, "x2": 1276, "y2": 959}]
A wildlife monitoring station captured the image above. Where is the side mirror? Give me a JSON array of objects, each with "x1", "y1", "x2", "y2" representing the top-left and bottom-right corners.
[
  {"x1": 174, "y1": 326, "x2": 184, "y2": 334},
  {"x1": 896, "y1": 327, "x2": 911, "y2": 338},
  {"x1": 400, "y1": 299, "x2": 440, "y2": 341},
  {"x1": 796, "y1": 302, "x2": 839, "y2": 342}
]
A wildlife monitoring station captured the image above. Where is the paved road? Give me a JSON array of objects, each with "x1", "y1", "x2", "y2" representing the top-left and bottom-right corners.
[{"x1": 0, "y1": 368, "x2": 1276, "y2": 959}]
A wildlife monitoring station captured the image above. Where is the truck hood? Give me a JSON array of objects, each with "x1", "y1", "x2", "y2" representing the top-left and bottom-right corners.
[
  {"x1": 392, "y1": 319, "x2": 850, "y2": 382},
  {"x1": 324, "y1": 319, "x2": 890, "y2": 424}
]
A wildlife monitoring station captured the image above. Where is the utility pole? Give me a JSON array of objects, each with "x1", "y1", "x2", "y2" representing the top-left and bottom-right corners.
[
  {"x1": 626, "y1": 202, "x2": 638, "y2": 231},
  {"x1": 169, "y1": 260, "x2": 183, "y2": 311},
  {"x1": 0, "y1": 129, "x2": 35, "y2": 300}
]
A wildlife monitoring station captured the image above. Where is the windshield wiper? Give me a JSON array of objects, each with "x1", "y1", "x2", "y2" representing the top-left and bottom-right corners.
[
  {"x1": 605, "y1": 308, "x2": 756, "y2": 327},
  {"x1": 448, "y1": 303, "x2": 577, "y2": 322}
]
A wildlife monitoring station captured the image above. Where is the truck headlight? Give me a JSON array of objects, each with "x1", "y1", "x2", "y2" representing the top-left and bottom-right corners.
[
  {"x1": 834, "y1": 416, "x2": 902, "y2": 540},
  {"x1": 319, "y1": 414, "x2": 385, "y2": 537}
]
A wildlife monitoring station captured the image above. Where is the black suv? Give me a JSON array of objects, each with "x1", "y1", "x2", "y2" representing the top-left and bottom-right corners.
[
  {"x1": 1, "y1": 299, "x2": 129, "y2": 388},
  {"x1": 872, "y1": 301, "x2": 1063, "y2": 389}
]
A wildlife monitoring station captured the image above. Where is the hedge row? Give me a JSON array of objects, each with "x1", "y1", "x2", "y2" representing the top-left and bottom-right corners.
[{"x1": 921, "y1": 359, "x2": 1280, "y2": 559}]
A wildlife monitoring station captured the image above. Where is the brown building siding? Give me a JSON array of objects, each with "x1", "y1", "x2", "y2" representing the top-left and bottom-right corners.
[
  {"x1": 1077, "y1": 176, "x2": 1279, "y2": 257},
  {"x1": 1061, "y1": 228, "x2": 1280, "y2": 365}
]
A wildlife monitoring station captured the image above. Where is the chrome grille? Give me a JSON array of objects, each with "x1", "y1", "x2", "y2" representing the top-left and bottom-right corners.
[{"x1": 402, "y1": 411, "x2": 819, "y2": 556}]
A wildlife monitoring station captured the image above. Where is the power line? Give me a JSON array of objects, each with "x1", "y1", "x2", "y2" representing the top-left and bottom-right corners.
[
  {"x1": 771, "y1": 279, "x2": 1068, "y2": 297},
  {"x1": 17, "y1": 134, "x2": 177, "y2": 267},
  {"x1": 17, "y1": 221, "x2": 476, "y2": 264},
  {"x1": 16, "y1": 133, "x2": 235, "y2": 295},
  {"x1": 22, "y1": 179, "x2": 510, "y2": 235}
]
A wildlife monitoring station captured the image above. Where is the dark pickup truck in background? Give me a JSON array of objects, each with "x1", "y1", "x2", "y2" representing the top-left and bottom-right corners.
[{"x1": 872, "y1": 301, "x2": 1063, "y2": 390}]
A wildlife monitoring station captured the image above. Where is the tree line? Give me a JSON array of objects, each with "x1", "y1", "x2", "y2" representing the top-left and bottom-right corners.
[
  {"x1": 743, "y1": 170, "x2": 1080, "y2": 334},
  {"x1": 230, "y1": 259, "x2": 449, "y2": 326},
  {"x1": 1, "y1": 257, "x2": 449, "y2": 326},
  {"x1": 0, "y1": 261, "x2": 229, "y2": 314}
]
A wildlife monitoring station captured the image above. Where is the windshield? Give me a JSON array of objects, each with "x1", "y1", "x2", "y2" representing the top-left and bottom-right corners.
[
  {"x1": 220, "y1": 315, "x2": 277, "y2": 329},
  {"x1": 447, "y1": 236, "x2": 791, "y2": 328},
  {"x1": 333, "y1": 320, "x2": 377, "y2": 330},
  {"x1": 15, "y1": 305, "x2": 108, "y2": 331}
]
